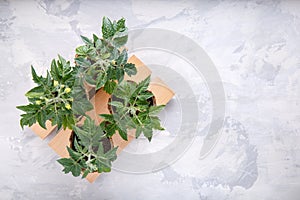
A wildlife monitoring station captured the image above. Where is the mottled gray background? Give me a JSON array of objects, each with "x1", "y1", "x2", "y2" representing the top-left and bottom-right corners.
[{"x1": 1, "y1": 0, "x2": 300, "y2": 199}]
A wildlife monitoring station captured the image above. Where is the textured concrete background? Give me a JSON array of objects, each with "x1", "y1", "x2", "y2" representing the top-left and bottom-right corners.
[{"x1": 1, "y1": 0, "x2": 300, "y2": 199}]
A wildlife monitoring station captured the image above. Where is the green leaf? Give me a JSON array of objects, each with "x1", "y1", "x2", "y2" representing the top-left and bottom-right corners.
[
  {"x1": 95, "y1": 159, "x2": 111, "y2": 173},
  {"x1": 37, "y1": 110, "x2": 47, "y2": 129},
  {"x1": 58, "y1": 54, "x2": 67, "y2": 66},
  {"x1": 117, "y1": 127, "x2": 127, "y2": 141},
  {"x1": 82, "y1": 170, "x2": 90, "y2": 178},
  {"x1": 93, "y1": 34, "x2": 99, "y2": 43},
  {"x1": 66, "y1": 114, "x2": 76, "y2": 129},
  {"x1": 105, "y1": 147, "x2": 118, "y2": 161},
  {"x1": 73, "y1": 137, "x2": 83, "y2": 152},
  {"x1": 73, "y1": 116, "x2": 106, "y2": 148},
  {"x1": 72, "y1": 83, "x2": 94, "y2": 115},
  {"x1": 57, "y1": 158, "x2": 73, "y2": 166},
  {"x1": 71, "y1": 162, "x2": 82, "y2": 177},
  {"x1": 95, "y1": 73, "x2": 107, "y2": 90},
  {"x1": 46, "y1": 71, "x2": 52, "y2": 86},
  {"x1": 96, "y1": 142, "x2": 104, "y2": 155},
  {"x1": 137, "y1": 93, "x2": 153, "y2": 101},
  {"x1": 109, "y1": 101, "x2": 123, "y2": 108},
  {"x1": 102, "y1": 17, "x2": 114, "y2": 39},
  {"x1": 112, "y1": 31, "x2": 128, "y2": 47},
  {"x1": 72, "y1": 97, "x2": 93, "y2": 116},
  {"x1": 117, "y1": 50, "x2": 128, "y2": 64},
  {"x1": 73, "y1": 126, "x2": 90, "y2": 148},
  {"x1": 102, "y1": 121, "x2": 117, "y2": 137},
  {"x1": 25, "y1": 91, "x2": 43, "y2": 99},
  {"x1": 84, "y1": 74, "x2": 97, "y2": 85},
  {"x1": 143, "y1": 128, "x2": 153, "y2": 142},
  {"x1": 99, "y1": 114, "x2": 114, "y2": 123},
  {"x1": 101, "y1": 53, "x2": 111, "y2": 59},
  {"x1": 19, "y1": 113, "x2": 37, "y2": 129},
  {"x1": 80, "y1": 35, "x2": 93, "y2": 46},
  {"x1": 76, "y1": 45, "x2": 89, "y2": 56},
  {"x1": 95, "y1": 39, "x2": 102, "y2": 49},
  {"x1": 50, "y1": 59, "x2": 59, "y2": 80},
  {"x1": 124, "y1": 63, "x2": 137, "y2": 76},
  {"x1": 17, "y1": 104, "x2": 39, "y2": 113},
  {"x1": 150, "y1": 116, "x2": 164, "y2": 130},
  {"x1": 134, "y1": 76, "x2": 150, "y2": 95},
  {"x1": 75, "y1": 57, "x2": 91, "y2": 68},
  {"x1": 104, "y1": 80, "x2": 117, "y2": 94},
  {"x1": 57, "y1": 158, "x2": 82, "y2": 177},
  {"x1": 149, "y1": 105, "x2": 165, "y2": 115},
  {"x1": 117, "y1": 18, "x2": 125, "y2": 31},
  {"x1": 115, "y1": 67, "x2": 124, "y2": 83},
  {"x1": 67, "y1": 146, "x2": 81, "y2": 160},
  {"x1": 135, "y1": 126, "x2": 142, "y2": 138},
  {"x1": 31, "y1": 66, "x2": 41, "y2": 84},
  {"x1": 26, "y1": 85, "x2": 44, "y2": 95}
]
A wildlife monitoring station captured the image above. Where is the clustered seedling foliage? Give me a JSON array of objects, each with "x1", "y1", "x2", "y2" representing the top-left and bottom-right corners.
[
  {"x1": 57, "y1": 116, "x2": 118, "y2": 178},
  {"x1": 17, "y1": 17, "x2": 165, "y2": 178},
  {"x1": 16, "y1": 56, "x2": 78, "y2": 130},
  {"x1": 75, "y1": 17, "x2": 136, "y2": 94},
  {"x1": 100, "y1": 76, "x2": 165, "y2": 142}
]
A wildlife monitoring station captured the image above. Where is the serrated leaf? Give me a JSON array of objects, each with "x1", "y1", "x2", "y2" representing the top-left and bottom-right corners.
[
  {"x1": 72, "y1": 88, "x2": 94, "y2": 116},
  {"x1": 80, "y1": 35, "x2": 93, "y2": 46},
  {"x1": 117, "y1": 127, "x2": 127, "y2": 141},
  {"x1": 95, "y1": 73, "x2": 107, "y2": 90},
  {"x1": 149, "y1": 105, "x2": 165, "y2": 115},
  {"x1": 57, "y1": 158, "x2": 73, "y2": 166},
  {"x1": 96, "y1": 142, "x2": 104, "y2": 155},
  {"x1": 105, "y1": 147, "x2": 118, "y2": 161},
  {"x1": 73, "y1": 137, "x2": 82, "y2": 152},
  {"x1": 143, "y1": 128, "x2": 153, "y2": 142},
  {"x1": 46, "y1": 71, "x2": 52, "y2": 86},
  {"x1": 124, "y1": 63, "x2": 137, "y2": 76},
  {"x1": 112, "y1": 31, "x2": 128, "y2": 47},
  {"x1": 57, "y1": 157, "x2": 82, "y2": 177},
  {"x1": 25, "y1": 92, "x2": 44, "y2": 99},
  {"x1": 137, "y1": 93, "x2": 153, "y2": 101},
  {"x1": 116, "y1": 50, "x2": 128, "y2": 65},
  {"x1": 82, "y1": 170, "x2": 90, "y2": 178},
  {"x1": 99, "y1": 114, "x2": 114, "y2": 123},
  {"x1": 75, "y1": 57, "x2": 91, "y2": 68},
  {"x1": 37, "y1": 110, "x2": 46, "y2": 129},
  {"x1": 76, "y1": 45, "x2": 89, "y2": 56},
  {"x1": 95, "y1": 39, "x2": 102, "y2": 49},
  {"x1": 58, "y1": 54, "x2": 67, "y2": 66},
  {"x1": 92, "y1": 34, "x2": 99, "y2": 43},
  {"x1": 31, "y1": 66, "x2": 40, "y2": 84},
  {"x1": 115, "y1": 67, "x2": 124, "y2": 83},
  {"x1": 104, "y1": 80, "x2": 117, "y2": 94},
  {"x1": 109, "y1": 101, "x2": 123, "y2": 108},
  {"x1": 115, "y1": 18, "x2": 126, "y2": 32},
  {"x1": 101, "y1": 53, "x2": 110, "y2": 59},
  {"x1": 150, "y1": 116, "x2": 164, "y2": 130},
  {"x1": 17, "y1": 104, "x2": 39, "y2": 113},
  {"x1": 135, "y1": 126, "x2": 142, "y2": 138},
  {"x1": 102, "y1": 16, "x2": 114, "y2": 39},
  {"x1": 134, "y1": 76, "x2": 150, "y2": 95},
  {"x1": 72, "y1": 99, "x2": 93, "y2": 116},
  {"x1": 67, "y1": 146, "x2": 81, "y2": 160},
  {"x1": 84, "y1": 74, "x2": 96, "y2": 85},
  {"x1": 95, "y1": 159, "x2": 111, "y2": 173},
  {"x1": 50, "y1": 59, "x2": 60, "y2": 80}
]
